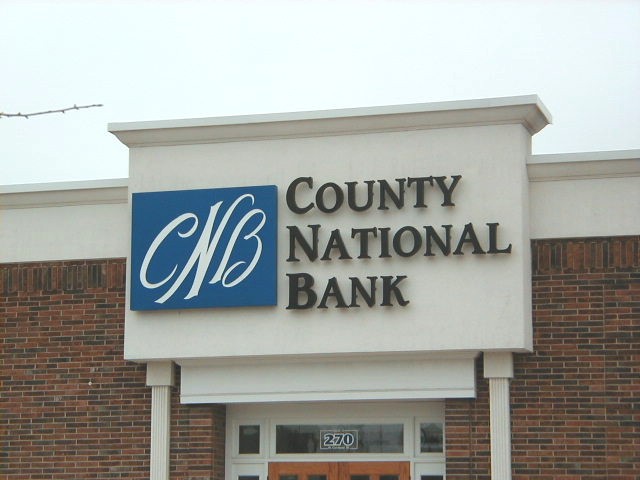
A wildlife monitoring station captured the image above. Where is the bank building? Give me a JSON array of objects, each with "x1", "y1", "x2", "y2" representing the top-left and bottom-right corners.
[{"x1": 2, "y1": 96, "x2": 638, "y2": 480}]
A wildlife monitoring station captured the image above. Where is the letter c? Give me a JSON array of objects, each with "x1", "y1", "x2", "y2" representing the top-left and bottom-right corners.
[
  {"x1": 286, "y1": 177, "x2": 314, "y2": 214},
  {"x1": 140, "y1": 213, "x2": 198, "y2": 290}
]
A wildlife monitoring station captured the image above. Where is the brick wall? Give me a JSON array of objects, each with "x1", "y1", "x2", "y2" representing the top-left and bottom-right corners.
[
  {"x1": 1, "y1": 259, "x2": 225, "y2": 480},
  {"x1": 445, "y1": 357, "x2": 490, "y2": 478},
  {"x1": 3, "y1": 236, "x2": 638, "y2": 479},
  {"x1": 445, "y1": 236, "x2": 640, "y2": 479},
  {"x1": 171, "y1": 367, "x2": 226, "y2": 480}
]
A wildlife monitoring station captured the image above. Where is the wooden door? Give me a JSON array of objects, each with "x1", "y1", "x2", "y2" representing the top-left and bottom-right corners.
[
  {"x1": 269, "y1": 462, "x2": 410, "y2": 480},
  {"x1": 339, "y1": 461, "x2": 410, "y2": 480},
  {"x1": 269, "y1": 462, "x2": 338, "y2": 480}
]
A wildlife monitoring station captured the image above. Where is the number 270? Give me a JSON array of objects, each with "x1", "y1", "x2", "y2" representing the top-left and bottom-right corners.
[{"x1": 322, "y1": 432, "x2": 355, "y2": 448}]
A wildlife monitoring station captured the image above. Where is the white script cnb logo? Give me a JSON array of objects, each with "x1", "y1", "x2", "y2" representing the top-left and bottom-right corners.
[{"x1": 139, "y1": 194, "x2": 267, "y2": 304}]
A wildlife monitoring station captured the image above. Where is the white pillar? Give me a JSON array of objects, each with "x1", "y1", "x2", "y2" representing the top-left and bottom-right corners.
[
  {"x1": 147, "y1": 361, "x2": 175, "y2": 480},
  {"x1": 484, "y1": 352, "x2": 514, "y2": 480}
]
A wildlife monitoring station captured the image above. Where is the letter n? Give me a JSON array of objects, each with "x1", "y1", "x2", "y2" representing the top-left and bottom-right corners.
[{"x1": 287, "y1": 225, "x2": 320, "y2": 261}]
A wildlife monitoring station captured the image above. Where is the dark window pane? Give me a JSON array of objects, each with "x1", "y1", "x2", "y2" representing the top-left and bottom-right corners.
[
  {"x1": 360, "y1": 424, "x2": 404, "y2": 453},
  {"x1": 239, "y1": 476, "x2": 259, "y2": 480},
  {"x1": 351, "y1": 476, "x2": 369, "y2": 480},
  {"x1": 276, "y1": 425, "x2": 320, "y2": 453},
  {"x1": 280, "y1": 476, "x2": 297, "y2": 480},
  {"x1": 238, "y1": 425, "x2": 260, "y2": 454},
  {"x1": 421, "y1": 476, "x2": 443, "y2": 480},
  {"x1": 420, "y1": 422, "x2": 443, "y2": 453}
]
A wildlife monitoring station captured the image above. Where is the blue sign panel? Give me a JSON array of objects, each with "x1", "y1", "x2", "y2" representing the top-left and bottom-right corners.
[{"x1": 131, "y1": 185, "x2": 277, "y2": 310}]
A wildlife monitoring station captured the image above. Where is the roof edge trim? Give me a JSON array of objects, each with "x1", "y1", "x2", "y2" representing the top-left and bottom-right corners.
[
  {"x1": 527, "y1": 150, "x2": 640, "y2": 181},
  {"x1": 109, "y1": 95, "x2": 552, "y2": 148},
  {"x1": 0, "y1": 178, "x2": 128, "y2": 209}
]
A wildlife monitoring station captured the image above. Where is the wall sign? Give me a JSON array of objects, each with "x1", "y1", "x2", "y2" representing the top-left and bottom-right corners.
[
  {"x1": 130, "y1": 175, "x2": 512, "y2": 312},
  {"x1": 131, "y1": 185, "x2": 277, "y2": 310}
]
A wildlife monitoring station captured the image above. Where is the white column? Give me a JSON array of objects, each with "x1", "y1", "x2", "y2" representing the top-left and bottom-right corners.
[
  {"x1": 484, "y1": 352, "x2": 514, "y2": 480},
  {"x1": 147, "y1": 362, "x2": 175, "y2": 480}
]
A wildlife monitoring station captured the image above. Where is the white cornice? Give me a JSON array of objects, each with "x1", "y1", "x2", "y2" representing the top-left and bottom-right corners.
[
  {"x1": 0, "y1": 178, "x2": 128, "y2": 209},
  {"x1": 527, "y1": 150, "x2": 640, "y2": 181},
  {"x1": 109, "y1": 95, "x2": 552, "y2": 148}
]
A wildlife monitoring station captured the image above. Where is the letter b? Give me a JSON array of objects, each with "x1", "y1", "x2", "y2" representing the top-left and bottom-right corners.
[{"x1": 286, "y1": 273, "x2": 317, "y2": 309}]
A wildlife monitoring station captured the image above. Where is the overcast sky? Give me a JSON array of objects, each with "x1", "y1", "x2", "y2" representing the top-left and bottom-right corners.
[{"x1": 1, "y1": 0, "x2": 639, "y2": 186}]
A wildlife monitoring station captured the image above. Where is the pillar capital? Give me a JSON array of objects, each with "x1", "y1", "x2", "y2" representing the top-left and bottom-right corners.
[
  {"x1": 483, "y1": 351, "x2": 513, "y2": 379},
  {"x1": 146, "y1": 361, "x2": 175, "y2": 387}
]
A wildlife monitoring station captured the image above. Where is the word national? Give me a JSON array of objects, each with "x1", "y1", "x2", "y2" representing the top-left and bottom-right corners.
[{"x1": 284, "y1": 175, "x2": 512, "y2": 310}]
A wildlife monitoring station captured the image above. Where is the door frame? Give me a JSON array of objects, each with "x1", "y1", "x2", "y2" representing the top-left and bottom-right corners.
[{"x1": 228, "y1": 401, "x2": 445, "y2": 480}]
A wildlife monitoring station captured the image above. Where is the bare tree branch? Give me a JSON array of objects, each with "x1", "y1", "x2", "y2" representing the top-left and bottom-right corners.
[{"x1": 0, "y1": 103, "x2": 103, "y2": 119}]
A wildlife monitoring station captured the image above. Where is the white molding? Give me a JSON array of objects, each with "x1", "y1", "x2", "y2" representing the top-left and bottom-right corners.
[
  {"x1": 527, "y1": 150, "x2": 640, "y2": 181},
  {"x1": 228, "y1": 400, "x2": 444, "y2": 418},
  {"x1": 0, "y1": 178, "x2": 128, "y2": 209},
  {"x1": 150, "y1": 385, "x2": 171, "y2": 480},
  {"x1": 146, "y1": 361, "x2": 175, "y2": 387},
  {"x1": 180, "y1": 353, "x2": 477, "y2": 404},
  {"x1": 109, "y1": 95, "x2": 551, "y2": 147},
  {"x1": 528, "y1": 150, "x2": 640, "y2": 239},
  {"x1": 485, "y1": 353, "x2": 514, "y2": 478},
  {"x1": 489, "y1": 377, "x2": 512, "y2": 480},
  {"x1": 484, "y1": 352, "x2": 514, "y2": 379},
  {"x1": 182, "y1": 388, "x2": 471, "y2": 404}
]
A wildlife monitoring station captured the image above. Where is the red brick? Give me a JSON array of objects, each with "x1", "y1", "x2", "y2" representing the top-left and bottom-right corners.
[
  {"x1": 1, "y1": 258, "x2": 225, "y2": 480},
  {"x1": 445, "y1": 237, "x2": 640, "y2": 479}
]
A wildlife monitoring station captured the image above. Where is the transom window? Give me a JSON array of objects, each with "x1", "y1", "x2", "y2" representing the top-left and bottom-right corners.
[{"x1": 275, "y1": 423, "x2": 404, "y2": 454}]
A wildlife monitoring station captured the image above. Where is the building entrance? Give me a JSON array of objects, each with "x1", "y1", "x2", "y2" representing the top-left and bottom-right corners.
[
  {"x1": 269, "y1": 461, "x2": 410, "y2": 480},
  {"x1": 227, "y1": 402, "x2": 445, "y2": 480}
]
